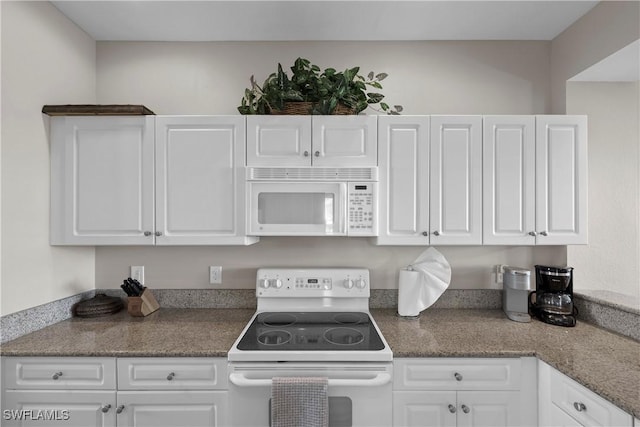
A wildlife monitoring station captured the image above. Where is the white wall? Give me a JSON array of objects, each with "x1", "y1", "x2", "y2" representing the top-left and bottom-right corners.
[
  {"x1": 567, "y1": 82, "x2": 640, "y2": 299},
  {"x1": 94, "y1": 40, "x2": 566, "y2": 290},
  {"x1": 0, "y1": 1, "x2": 96, "y2": 315},
  {"x1": 550, "y1": 1, "x2": 640, "y2": 113}
]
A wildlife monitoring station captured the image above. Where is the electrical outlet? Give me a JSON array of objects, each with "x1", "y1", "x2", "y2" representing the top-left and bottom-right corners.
[
  {"x1": 494, "y1": 264, "x2": 505, "y2": 284},
  {"x1": 209, "y1": 266, "x2": 222, "y2": 284},
  {"x1": 131, "y1": 266, "x2": 144, "y2": 284}
]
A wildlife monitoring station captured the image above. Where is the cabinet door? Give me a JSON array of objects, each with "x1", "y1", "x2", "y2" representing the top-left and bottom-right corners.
[
  {"x1": 535, "y1": 115, "x2": 588, "y2": 245},
  {"x1": 155, "y1": 116, "x2": 257, "y2": 245},
  {"x1": 312, "y1": 116, "x2": 377, "y2": 166},
  {"x1": 116, "y1": 391, "x2": 227, "y2": 427},
  {"x1": 393, "y1": 391, "x2": 457, "y2": 427},
  {"x1": 377, "y1": 116, "x2": 430, "y2": 245},
  {"x1": 50, "y1": 116, "x2": 155, "y2": 245},
  {"x1": 430, "y1": 116, "x2": 483, "y2": 245},
  {"x1": 246, "y1": 116, "x2": 311, "y2": 166},
  {"x1": 483, "y1": 116, "x2": 536, "y2": 245},
  {"x1": 3, "y1": 390, "x2": 116, "y2": 427},
  {"x1": 457, "y1": 391, "x2": 521, "y2": 427}
]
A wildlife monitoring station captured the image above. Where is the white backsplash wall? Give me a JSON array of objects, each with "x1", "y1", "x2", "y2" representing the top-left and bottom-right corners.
[{"x1": 95, "y1": 242, "x2": 565, "y2": 289}]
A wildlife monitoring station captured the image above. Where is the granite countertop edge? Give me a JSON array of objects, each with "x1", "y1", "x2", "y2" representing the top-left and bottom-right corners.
[{"x1": 0, "y1": 307, "x2": 638, "y2": 418}]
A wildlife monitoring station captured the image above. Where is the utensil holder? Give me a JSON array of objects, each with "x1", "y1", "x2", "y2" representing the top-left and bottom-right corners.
[{"x1": 127, "y1": 289, "x2": 160, "y2": 317}]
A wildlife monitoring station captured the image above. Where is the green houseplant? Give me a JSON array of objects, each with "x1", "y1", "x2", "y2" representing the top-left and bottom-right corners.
[{"x1": 237, "y1": 58, "x2": 403, "y2": 115}]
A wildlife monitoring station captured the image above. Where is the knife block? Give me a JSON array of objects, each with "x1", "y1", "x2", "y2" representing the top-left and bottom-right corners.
[{"x1": 127, "y1": 289, "x2": 160, "y2": 317}]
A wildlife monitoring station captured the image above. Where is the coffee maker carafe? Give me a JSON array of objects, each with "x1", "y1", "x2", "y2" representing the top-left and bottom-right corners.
[{"x1": 531, "y1": 265, "x2": 576, "y2": 327}]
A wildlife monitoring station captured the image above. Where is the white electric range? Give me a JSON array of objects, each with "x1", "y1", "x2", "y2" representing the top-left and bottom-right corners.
[{"x1": 228, "y1": 268, "x2": 393, "y2": 427}]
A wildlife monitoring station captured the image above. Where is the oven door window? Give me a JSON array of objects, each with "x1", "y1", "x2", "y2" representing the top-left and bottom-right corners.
[{"x1": 269, "y1": 397, "x2": 352, "y2": 427}]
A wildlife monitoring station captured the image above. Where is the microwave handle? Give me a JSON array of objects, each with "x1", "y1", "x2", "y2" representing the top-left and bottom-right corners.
[{"x1": 229, "y1": 372, "x2": 391, "y2": 388}]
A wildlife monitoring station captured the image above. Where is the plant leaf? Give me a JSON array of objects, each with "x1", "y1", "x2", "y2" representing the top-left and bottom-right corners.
[
  {"x1": 375, "y1": 72, "x2": 388, "y2": 81},
  {"x1": 394, "y1": 105, "x2": 404, "y2": 112},
  {"x1": 380, "y1": 102, "x2": 389, "y2": 111},
  {"x1": 367, "y1": 92, "x2": 385, "y2": 104},
  {"x1": 368, "y1": 71, "x2": 374, "y2": 80}
]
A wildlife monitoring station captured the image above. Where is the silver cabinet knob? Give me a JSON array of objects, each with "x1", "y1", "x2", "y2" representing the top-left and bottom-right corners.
[
  {"x1": 433, "y1": 230, "x2": 440, "y2": 236},
  {"x1": 540, "y1": 231, "x2": 548, "y2": 236},
  {"x1": 303, "y1": 151, "x2": 309, "y2": 157},
  {"x1": 454, "y1": 372, "x2": 462, "y2": 381},
  {"x1": 448, "y1": 404, "x2": 456, "y2": 413},
  {"x1": 314, "y1": 151, "x2": 320, "y2": 157},
  {"x1": 101, "y1": 404, "x2": 111, "y2": 413},
  {"x1": 422, "y1": 231, "x2": 429, "y2": 236},
  {"x1": 461, "y1": 404, "x2": 470, "y2": 414},
  {"x1": 144, "y1": 231, "x2": 152, "y2": 236},
  {"x1": 167, "y1": 372, "x2": 175, "y2": 381},
  {"x1": 52, "y1": 372, "x2": 63, "y2": 380},
  {"x1": 155, "y1": 231, "x2": 163, "y2": 237},
  {"x1": 116, "y1": 405, "x2": 125, "y2": 414},
  {"x1": 573, "y1": 402, "x2": 586, "y2": 412},
  {"x1": 528, "y1": 231, "x2": 537, "y2": 236}
]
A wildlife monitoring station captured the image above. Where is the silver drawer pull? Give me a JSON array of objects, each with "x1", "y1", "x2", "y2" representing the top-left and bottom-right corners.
[
  {"x1": 167, "y1": 372, "x2": 175, "y2": 381},
  {"x1": 528, "y1": 231, "x2": 537, "y2": 236},
  {"x1": 101, "y1": 404, "x2": 111, "y2": 413},
  {"x1": 454, "y1": 372, "x2": 462, "y2": 381},
  {"x1": 314, "y1": 151, "x2": 320, "y2": 157},
  {"x1": 144, "y1": 231, "x2": 152, "y2": 236},
  {"x1": 52, "y1": 372, "x2": 63, "y2": 380},
  {"x1": 540, "y1": 231, "x2": 548, "y2": 236},
  {"x1": 461, "y1": 404, "x2": 470, "y2": 414},
  {"x1": 448, "y1": 404, "x2": 456, "y2": 413},
  {"x1": 116, "y1": 405, "x2": 125, "y2": 414},
  {"x1": 303, "y1": 151, "x2": 310, "y2": 157},
  {"x1": 433, "y1": 230, "x2": 440, "y2": 236},
  {"x1": 573, "y1": 402, "x2": 586, "y2": 412}
]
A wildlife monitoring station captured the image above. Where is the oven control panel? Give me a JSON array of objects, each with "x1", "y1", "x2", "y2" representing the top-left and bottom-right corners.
[{"x1": 256, "y1": 268, "x2": 370, "y2": 297}]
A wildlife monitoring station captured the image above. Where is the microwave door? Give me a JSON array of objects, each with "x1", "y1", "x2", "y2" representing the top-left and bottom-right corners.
[{"x1": 249, "y1": 182, "x2": 346, "y2": 236}]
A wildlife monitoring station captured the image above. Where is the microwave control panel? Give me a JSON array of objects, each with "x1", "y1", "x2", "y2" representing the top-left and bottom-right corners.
[{"x1": 347, "y1": 182, "x2": 377, "y2": 236}]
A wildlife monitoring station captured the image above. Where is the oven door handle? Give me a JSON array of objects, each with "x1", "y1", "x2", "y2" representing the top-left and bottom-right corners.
[{"x1": 229, "y1": 372, "x2": 392, "y2": 388}]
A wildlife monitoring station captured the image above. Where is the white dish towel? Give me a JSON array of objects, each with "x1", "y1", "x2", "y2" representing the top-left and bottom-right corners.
[{"x1": 271, "y1": 377, "x2": 329, "y2": 427}]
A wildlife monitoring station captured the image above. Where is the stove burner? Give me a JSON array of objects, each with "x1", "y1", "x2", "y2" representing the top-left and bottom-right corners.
[
  {"x1": 323, "y1": 327, "x2": 365, "y2": 346},
  {"x1": 334, "y1": 313, "x2": 366, "y2": 325},
  {"x1": 257, "y1": 330, "x2": 291, "y2": 346},
  {"x1": 260, "y1": 313, "x2": 297, "y2": 327}
]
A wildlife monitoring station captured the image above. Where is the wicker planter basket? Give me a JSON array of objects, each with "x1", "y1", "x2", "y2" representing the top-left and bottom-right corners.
[{"x1": 270, "y1": 101, "x2": 356, "y2": 115}]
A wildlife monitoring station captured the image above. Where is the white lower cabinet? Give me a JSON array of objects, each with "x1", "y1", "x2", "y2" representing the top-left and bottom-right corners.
[
  {"x1": 538, "y1": 360, "x2": 632, "y2": 427},
  {"x1": 1, "y1": 357, "x2": 228, "y2": 427},
  {"x1": 116, "y1": 391, "x2": 226, "y2": 427},
  {"x1": 393, "y1": 358, "x2": 537, "y2": 427}
]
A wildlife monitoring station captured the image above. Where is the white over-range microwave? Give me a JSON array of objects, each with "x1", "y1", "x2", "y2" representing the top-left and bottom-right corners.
[{"x1": 246, "y1": 167, "x2": 378, "y2": 236}]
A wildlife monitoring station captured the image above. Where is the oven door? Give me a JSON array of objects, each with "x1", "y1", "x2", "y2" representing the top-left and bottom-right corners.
[
  {"x1": 248, "y1": 182, "x2": 347, "y2": 236},
  {"x1": 228, "y1": 362, "x2": 392, "y2": 427}
]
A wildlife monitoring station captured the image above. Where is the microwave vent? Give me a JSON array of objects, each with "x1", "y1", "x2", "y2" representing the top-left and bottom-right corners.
[{"x1": 249, "y1": 167, "x2": 378, "y2": 181}]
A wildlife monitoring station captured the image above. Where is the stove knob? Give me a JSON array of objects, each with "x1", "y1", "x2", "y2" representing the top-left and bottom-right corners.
[
  {"x1": 270, "y1": 278, "x2": 283, "y2": 289},
  {"x1": 344, "y1": 279, "x2": 354, "y2": 289},
  {"x1": 356, "y1": 278, "x2": 367, "y2": 289},
  {"x1": 259, "y1": 279, "x2": 270, "y2": 289}
]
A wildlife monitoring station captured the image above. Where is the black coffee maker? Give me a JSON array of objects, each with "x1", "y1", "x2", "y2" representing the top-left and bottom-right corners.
[{"x1": 531, "y1": 265, "x2": 576, "y2": 327}]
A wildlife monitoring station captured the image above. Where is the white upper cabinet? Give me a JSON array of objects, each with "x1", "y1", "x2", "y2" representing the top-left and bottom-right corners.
[
  {"x1": 483, "y1": 116, "x2": 536, "y2": 245},
  {"x1": 155, "y1": 116, "x2": 257, "y2": 245},
  {"x1": 50, "y1": 116, "x2": 155, "y2": 245},
  {"x1": 312, "y1": 116, "x2": 377, "y2": 167},
  {"x1": 246, "y1": 116, "x2": 311, "y2": 166},
  {"x1": 377, "y1": 116, "x2": 430, "y2": 245},
  {"x1": 535, "y1": 115, "x2": 588, "y2": 245},
  {"x1": 246, "y1": 115, "x2": 377, "y2": 167},
  {"x1": 430, "y1": 116, "x2": 483, "y2": 245},
  {"x1": 51, "y1": 115, "x2": 257, "y2": 246}
]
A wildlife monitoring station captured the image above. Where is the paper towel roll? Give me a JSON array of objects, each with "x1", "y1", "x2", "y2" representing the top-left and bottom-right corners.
[
  {"x1": 397, "y1": 247, "x2": 452, "y2": 317},
  {"x1": 398, "y1": 269, "x2": 422, "y2": 317}
]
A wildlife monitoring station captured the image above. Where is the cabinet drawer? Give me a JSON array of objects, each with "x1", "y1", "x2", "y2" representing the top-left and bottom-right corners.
[
  {"x1": 3, "y1": 357, "x2": 116, "y2": 390},
  {"x1": 549, "y1": 368, "x2": 632, "y2": 427},
  {"x1": 117, "y1": 358, "x2": 227, "y2": 390},
  {"x1": 394, "y1": 358, "x2": 521, "y2": 391}
]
